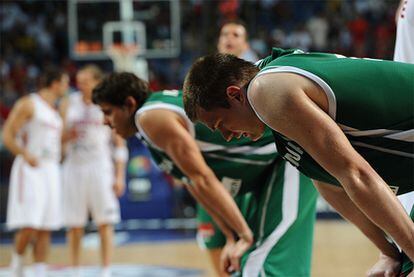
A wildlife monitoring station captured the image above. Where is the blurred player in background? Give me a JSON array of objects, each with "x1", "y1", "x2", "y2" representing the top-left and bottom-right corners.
[
  {"x1": 3, "y1": 68, "x2": 68, "y2": 277},
  {"x1": 60, "y1": 65, "x2": 127, "y2": 277},
  {"x1": 394, "y1": 0, "x2": 414, "y2": 63},
  {"x1": 217, "y1": 19, "x2": 258, "y2": 63}
]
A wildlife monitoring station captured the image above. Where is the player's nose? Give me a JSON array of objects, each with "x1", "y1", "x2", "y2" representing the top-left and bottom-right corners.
[{"x1": 103, "y1": 117, "x2": 112, "y2": 127}]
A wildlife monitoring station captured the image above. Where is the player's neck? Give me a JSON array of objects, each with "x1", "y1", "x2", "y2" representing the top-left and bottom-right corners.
[
  {"x1": 38, "y1": 88, "x2": 59, "y2": 107},
  {"x1": 81, "y1": 93, "x2": 93, "y2": 105}
]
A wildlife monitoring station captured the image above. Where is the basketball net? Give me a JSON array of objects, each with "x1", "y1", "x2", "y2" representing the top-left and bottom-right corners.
[{"x1": 107, "y1": 44, "x2": 149, "y2": 81}]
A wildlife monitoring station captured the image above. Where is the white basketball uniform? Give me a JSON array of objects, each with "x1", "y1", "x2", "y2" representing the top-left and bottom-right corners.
[
  {"x1": 62, "y1": 92, "x2": 120, "y2": 227},
  {"x1": 394, "y1": 0, "x2": 414, "y2": 211},
  {"x1": 6, "y1": 93, "x2": 63, "y2": 230},
  {"x1": 394, "y1": 0, "x2": 414, "y2": 63}
]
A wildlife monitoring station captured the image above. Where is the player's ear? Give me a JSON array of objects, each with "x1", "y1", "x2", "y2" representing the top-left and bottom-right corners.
[
  {"x1": 124, "y1": 96, "x2": 137, "y2": 114},
  {"x1": 226, "y1": 85, "x2": 246, "y2": 104}
]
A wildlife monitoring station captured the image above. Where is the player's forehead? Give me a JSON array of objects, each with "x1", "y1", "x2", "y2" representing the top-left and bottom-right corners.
[
  {"x1": 99, "y1": 102, "x2": 117, "y2": 112},
  {"x1": 220, "y1": 23, "x2": 246, "y2": 37},
  {"x1": 76, "y1": 70, "x2": 93, "y2": 80}
]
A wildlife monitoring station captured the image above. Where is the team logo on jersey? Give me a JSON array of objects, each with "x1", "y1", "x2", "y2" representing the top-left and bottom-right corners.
[
  {"x1": 221, "y1": 177, "x2": 242, "y2": 197},
  {"x1": 283, "y1": 142, "x2": 303, "y2": 167}
]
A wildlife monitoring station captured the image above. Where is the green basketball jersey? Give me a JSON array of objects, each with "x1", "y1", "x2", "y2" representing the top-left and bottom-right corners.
[
  {"x1": 251, "y1": 48, "x2": 414, "y2": 195},
  {"x1": 135, "y1": 90, "x2": 280, "y2": 196}
]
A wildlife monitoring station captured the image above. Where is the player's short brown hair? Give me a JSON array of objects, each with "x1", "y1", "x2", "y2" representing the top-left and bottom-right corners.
[
  {"x1": 39, "y1": 66, "x2": 66, "y2": 88},
  {"x1": 79, "y1": 64, "x2": 104, "y2": 81},
  {"x1": 92, "y1": 72, "x2": 149, "y2": 109},
  {"x1": 183, "y1": 53, "x2": 258, "y2": 121}
]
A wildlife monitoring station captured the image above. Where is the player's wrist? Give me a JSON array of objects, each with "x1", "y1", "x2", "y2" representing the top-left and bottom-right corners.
[
  {"x1": 238, "y1": 230, "x2": 253, "y2": 243},
  {"x1": 21, "y1": 149, "x2": 30, "y2": 159}
]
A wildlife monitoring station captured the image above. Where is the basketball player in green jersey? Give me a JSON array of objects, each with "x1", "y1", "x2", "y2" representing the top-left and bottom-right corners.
[
  {"x1": 93, "y1": 74, "x2": 318, "y2": 276},
  {"x1": 183, "y1": 48, "x2": 414, "y2": 276}
]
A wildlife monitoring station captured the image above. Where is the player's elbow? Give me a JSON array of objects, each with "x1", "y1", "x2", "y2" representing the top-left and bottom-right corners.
[{"x1": 2, "y1": 127, "x2": 14, "y2": 151}]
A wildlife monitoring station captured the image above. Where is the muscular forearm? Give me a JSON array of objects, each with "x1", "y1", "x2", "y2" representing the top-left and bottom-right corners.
[
  {"x1": 340, "y1": 172, "x2": 414, "y2": 260},
  {"x1": 315, "y1": 181, "x2": 401, "y2": 259}
]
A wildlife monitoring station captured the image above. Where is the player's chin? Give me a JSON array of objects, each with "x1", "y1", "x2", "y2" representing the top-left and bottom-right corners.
[{"x1": 113, "y1": 127, "x2": 128, "y2": 138}]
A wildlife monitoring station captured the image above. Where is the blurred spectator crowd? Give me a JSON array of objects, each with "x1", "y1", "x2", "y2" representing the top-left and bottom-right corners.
[{"x1": 0, "y1": 0, "x2": 399, "y2": 122}]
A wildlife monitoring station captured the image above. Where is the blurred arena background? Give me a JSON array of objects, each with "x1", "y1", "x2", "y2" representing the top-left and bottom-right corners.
[{"x1": 0, "y1": 0, "x2": 401, "y2": 276}]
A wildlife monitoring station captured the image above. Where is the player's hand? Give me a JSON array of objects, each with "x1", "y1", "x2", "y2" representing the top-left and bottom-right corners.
[
  {"x1": 227, "y1": 232, "x2": 253, "y2": 273},
  {"x1": 23, "y1": 151, "x2": 38, "y2": 167},
  {"x1": 407, "y1": 270, "x2": 414, "y2": 277},
  {"x1": 220, "y1": 238, "x2": 236, "y2": 275},
  {"x1": 366, "y1": 252, "x2": 401, "y2": 277},
  {"x1": 113, "y1": 179, "x2": 126, "y2": 197}
]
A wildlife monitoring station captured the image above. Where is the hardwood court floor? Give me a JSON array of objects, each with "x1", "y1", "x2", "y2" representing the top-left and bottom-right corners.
[{"x1": 0, "y1": 221, "x2": 378, "y2": 276}]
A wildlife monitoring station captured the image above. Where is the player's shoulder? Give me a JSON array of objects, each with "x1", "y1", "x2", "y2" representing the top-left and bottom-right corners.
[
  {"x1": 250, "y1": 71, "x2": 293, "y2": 99},
  {"x1": 9, "y1": 94, "x2": 35, "y2": 119},
  {"x1": 141, "y1": 90, "x2": 184, "y2": 111},
  {"x1": 14, "y1": 94, "x2": 35, "y2": 109}
]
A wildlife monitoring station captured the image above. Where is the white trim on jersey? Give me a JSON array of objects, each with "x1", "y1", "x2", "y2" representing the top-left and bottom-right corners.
[
  {"x1": 243, "y1": 163, "x2": 300, "y2": 276},
  {"x1": 203, "y1": 153, "x2": 274, "y2": 166},
  {"x1": 196, "y1": 140, "x2": 277, "y2": 155},
  {"x1": 385, "y1": 130, "x2": 414, "y2": 142},
  {"x1": 338, "y1": 124, "x2": 414, "y2": 142},
  {"x1": 351, "y1": 142, "x2": 414, "y2": 158},
  {"x1": 256, "y1": 163, "x2": 278, "y2": 245},
  {"x1": 247, "y1": 66, "x2": 337, "y2": 120},
  {"x1": 135, "y1": 103, "x2": 196, "y2": 151}
]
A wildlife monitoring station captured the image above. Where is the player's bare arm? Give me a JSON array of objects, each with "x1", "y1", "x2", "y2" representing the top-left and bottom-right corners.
[
  {"x1": 59, "y1": 97, "x2": 78, "y2": 145},
  {"x1": 138, "y1": 108, "x2": 253, "y2": 270},
  {"x1": 314, "y1": 181, "x2": 400, "y2": 260},
  {"x1": 2, "y1": 97, "x2": 37, "y2": 167},
  {"x1": 111, "y1": 131, "x2": 127, "y2": 197},
  {"x1": 248, "y1": 72, "x2": 414, "y2": 260}
]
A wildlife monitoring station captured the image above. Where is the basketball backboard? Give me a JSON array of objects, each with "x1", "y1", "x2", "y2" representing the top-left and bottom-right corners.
[{"x1": 68, "y1": 0, "x2": 180, "y2": 60}]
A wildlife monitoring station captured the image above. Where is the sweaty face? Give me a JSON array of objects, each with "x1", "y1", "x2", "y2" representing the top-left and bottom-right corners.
[
  {"x1": 197, "y1": 105, "x2": 265, "y2": 142},
  {"x1": 99, "y1": 102, "x2": 136, "y2": 138},
  {"x1": 217, "y1": 23, "x2": 248, "y2": 57}
]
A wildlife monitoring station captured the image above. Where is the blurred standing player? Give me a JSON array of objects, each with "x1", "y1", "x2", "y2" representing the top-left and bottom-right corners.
[
  {"x1": 3, "y1": 68, "x2": 68, "y2": 277},
  {"x1": 217, "y1": 20, "x2": 258, "y2": 63},
  {"x1": 394, "y1": 0, "x2": 414, "y2": 63},
  {"x1": 60, "y1": 65, "x2": 127, "y2": 277}
]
